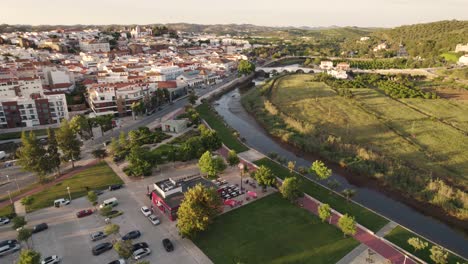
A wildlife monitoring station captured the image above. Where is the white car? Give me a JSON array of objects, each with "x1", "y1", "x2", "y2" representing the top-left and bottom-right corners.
[
  {"x1": 147, "y1": 214, "x2": 160, "y2": 225},
  {"x1": 53, "y1": 198, "x2": 70, "y2": 208},
  {"x1": 41, "y1": 255, "x2": 60, "y2": 264},
  {"x1": 140, "y1": 206, "x2": 152, "y2": 217},
  {"x1": 0, "y1": 217, "x2": 10, "y2": 225},
  {"x1": 133, "y1": 248, "x2": 151, "y2": 260}
]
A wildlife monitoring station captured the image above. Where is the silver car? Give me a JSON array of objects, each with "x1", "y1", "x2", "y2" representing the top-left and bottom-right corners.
[
  {"x1": 90, "y1": 231, "x2": 107, "y2": 241},
  {"x1": 0, "y1": 242, "x2": 21, "y2": 257},
  {"x1": 133, "y1": 248, "x2": 151, "y2": 260}
]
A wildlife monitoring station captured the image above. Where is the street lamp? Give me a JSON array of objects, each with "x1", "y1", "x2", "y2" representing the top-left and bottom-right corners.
[
  {"x1": 67, "y1": 186, "x2": 72, "y2": 202},
  {"x1": 6, "y1": 175, "x2": 10, "y2": 182},
  {"x1": 13, "y1": 176, "x2": 20, "y2": 192},
  {"x1": 403, "y1": 255, "x2": 407, "y2": 264},
  {"x1": 238, "y1": 163, "x2": 245, "y2": 193}
]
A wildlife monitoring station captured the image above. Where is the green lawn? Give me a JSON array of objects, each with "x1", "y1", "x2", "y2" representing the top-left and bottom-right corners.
[
  {"x1": 0, "y1": 129, "x2": 49, "y2": 141},
  {"x1": 26, "y1": 162, "x2": 123, "y2": 212},
  {"x1": 193, "y1": 193, "x2": 359, "y2": 264},
  {"x1": 196, "y1": 103, "x2": 249, "y2": 153},
  {"x1": 0, "y1": 204, "x2": 15, "y2": 218},
  {"x1": 255, "y1": 158, "x2": 388, "y2": 232},
  {"x1": 440, "y1": 52, "x2": 462, "y2": 63},
  {"x1": 385, "y1": 226, "x2": 466, "y2": 264}
]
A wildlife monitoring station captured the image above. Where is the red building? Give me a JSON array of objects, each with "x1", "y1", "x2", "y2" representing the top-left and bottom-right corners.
[{"x1": 151, "y1": 175, "x2": 218, "y2": 221}]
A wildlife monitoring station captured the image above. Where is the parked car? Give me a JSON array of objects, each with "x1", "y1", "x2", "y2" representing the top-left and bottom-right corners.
[
  {"x1": 132, "y1": 242, "x2": 149, "y2": 252},
  {"x1": 94, "y1": 190, "x2": 104, "y2": 196},
  {"x1": 76, "y1": 209, "x2": 93, "y2": 218},
  {"x1": 92, "y1": 242, "x2": 113, "y2": 256},
  {"x1": 107, "y1": 260, "x2": 126, "y2": 264},
  {"x1": 140, "y1": 206, "x2": 151, "y2": 217},
  {"x1": 0, "y1": 242, "x2": 21, "y2": 257},
  {"x1": 133, "y1": 248, "x2": 151, "y2": 260},
  {"x1": 32, "y1": 223, "x2": 48, "y2": 234},
  {"x1": 147, "y1": 214, "x2": 160, "y2": 225},
  {"x1": 109, "y1": 184, "x2": 123, "y2": 191},
  {"x1": 41, "y1": 255, "x2": 60, "y2": 264},
  {"x1": 53, "y1": 198, "x2": 70, "y2": 208},
  {"x1": 122, "y1": 230, "x2": 141, "y2": 241},
  {"x1": 90, "y1": 231, "x2": 107, "y2": 242},
  {"x1": 0, "y1": 240, "x2": 18, "y2": 247},
  {"x1": 162, "y1": 238, "x2": 174, "y2": 252},
  {"x1": 99, "y1": 197, "x2": 118, "y2": 209},
  {"x1": 0, "y1": 217, "x2": 10, "y2": 225}
]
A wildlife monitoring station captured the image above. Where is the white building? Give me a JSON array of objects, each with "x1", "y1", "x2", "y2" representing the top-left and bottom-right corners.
[
  {"x1": 79, "y1": 40, "x2": 110, "y2": 53},
  {"x1": 151, "y1": 66, "x2": 183, "y2": 80},
  {"x1": 458, "y1": 55, "x2": 468, "y2": 66},
  {"x1": 373, "y1": 43, "x2": 388, "y2": 52},
  {"x1": 0, "y1": 77, "x2": 43, "y2": 98},
  {"x1": 455, "y1": 43, "x2": 468, "y2": 53},
  {"x1": 320, "y1": 61, "x2": 334, "y2": 70}
]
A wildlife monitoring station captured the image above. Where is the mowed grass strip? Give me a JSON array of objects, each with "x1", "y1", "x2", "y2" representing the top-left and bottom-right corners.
[
  {"x1": 26, "y1": 162, "x2": 123, "y2": 212},
  {"x1": 255, "y1": 158, "x2": 388, "y2": 232},
  {"x1": 196, "y1": 103, "x2": 249, "y2": 153},
  {"x1": 385, "y1": 226, "x2": 466, "y2": 264},
  {"x1": 193, "y1": 193, "x2": 359, "y2": 264},
  {"x1": 0, "y1": 128, "x2": 49, "y2": 141}
]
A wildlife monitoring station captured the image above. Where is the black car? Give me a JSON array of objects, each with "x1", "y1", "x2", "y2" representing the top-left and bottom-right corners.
[
  {"x1": 32, "y1": 223, "x2": 48, "y2": 234},
  {"x1": 92, "y1": 242, "x2": 113, "y2": 256},
  {"x1": 122, "y1": 230, "x2": 141, "y2": 241},
  {"x1": 109, "y1": 184, "x2": 123, "y2": 191},
  {"x1": 132, "y1": 242, "x2": 149, "y2": 252},
  {"x1": 162, "y1": 238, "x2": 174, "y2": 252},
  {"x1": 0, "y1": 240, "x2": 18, "y2": 247}
]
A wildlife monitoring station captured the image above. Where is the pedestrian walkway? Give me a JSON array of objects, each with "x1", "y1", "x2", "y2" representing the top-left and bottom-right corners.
[
  {"x1": 300, "y1": 196, "x2": 416, "y2": 264},
  {"x1": 105, "y1": 158, "x2": 132, "y2": 184}
]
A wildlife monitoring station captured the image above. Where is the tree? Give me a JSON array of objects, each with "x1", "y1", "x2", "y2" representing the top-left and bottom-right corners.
[
  {"x1": 16, "y1": 131, "x2": 49, "y2": 182},
  {"x1": 338, "y1": 214, "x2": 357, "y2": 237},
  {"x1": 227, "y1": 150, "x2": 240, "y2": 167},
  {"x1": 318, "y1": 203, "x2": 332, "y2": 224},
  {"x1": 254, "y1": 165, "x2": 276, "y2": 187},
  {"x1": 177, "y1": 184, "x2": 222, "y2": 238},
  {"x1": 309, "y1": 160, "x2": 332, "y2": 180},
  {"x1": 17, "y1": 249, "x2": 41, "y2": 264},
  {"x1": 113, "y1": 240, "x2": 133, "y2": 260},
  {"x1": 430, "y1": 246, "x2": 448, "y2": 264},
  {"x1": 46, "y1": 128, "x2": 61, "y2": 176},
  {"x1": 20, "y1": 196, "x2": 34, "y2": 211},
  {"x1": 93, "y1": 114, "x2": 114, "y2": 134},
  {"x1": 91, "y1": 148, "x2": 107, "y2": 160},
  {"x1": 342, "y1": 189, "x2": 356, "y2": 202},
  {"x1": 87, "y1": 191, "x2": 98, "y2": 206},
  {"x1": 188, "y1": 92, "x2": 198, "y2": 105},
  {"x1": 12, "y1": 216, "x2": 27, "y2": 230},
  {"x1": 126, "y1": 146, "x2": 153, "y2": 176},
  {"x1": 237, "y1": 60, "x2": 256, "y2": 75},
  {"x1": 69, "y1": 115, "x2": 92, "y2": 139},
  {"x1": 407, "y1": 237, "x2": 428, "y2": 252},
  {"x1": 199, "y1": 125, "x2": 222, "y2": 151},
  {"x1": 279, "y1": 176, "x2": 303, "y2": 203},
  {"x1": 100, "y1": 205, "x2": 112, "y2": 217},
  {"x1": 287, "y1": 161, "x2": 296, "y2": 174},
  {"x1": 326, "y1": 179, "x2": 341, "y2": 192},
  {"x1": 198, "y1": 151, "x2": 225, "y2": 178},
  {"x1": 56, "y1": 119, "x2": 82, "y2": 168},
  {"x1": 17, "y1": 228, "x2": 32, "y2": 249},
  {"x1": 104, "y1": 223, "x2": 120, "y2": 237}
]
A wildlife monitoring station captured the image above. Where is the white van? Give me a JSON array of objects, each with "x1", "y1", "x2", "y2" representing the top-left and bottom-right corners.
[
  {"x1": 54, "y1": 198, "x2": 70, "y2": 208},
  {"x1": 99, "y1": 197, "x2": 118, "y2": 209}
]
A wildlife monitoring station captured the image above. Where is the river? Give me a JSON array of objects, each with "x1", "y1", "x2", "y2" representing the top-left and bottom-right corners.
[{"x1": 213, "y1": 85, "x2": 468, "y2": 259}]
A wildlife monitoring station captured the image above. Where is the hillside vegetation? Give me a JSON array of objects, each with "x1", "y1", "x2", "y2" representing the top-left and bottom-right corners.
[{"x1": 242, "y1": 74, "x2": 468, "y2": 223}]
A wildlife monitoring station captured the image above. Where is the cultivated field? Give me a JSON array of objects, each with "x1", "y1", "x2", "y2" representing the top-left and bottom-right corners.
[{"x1": 242, "y1": 74, "x2": 468, "y2": 221}]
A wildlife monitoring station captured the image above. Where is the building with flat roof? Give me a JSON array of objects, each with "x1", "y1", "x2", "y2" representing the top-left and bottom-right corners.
[{"x1": 151, "y1": 175, "x2": 218, "y2": 221}]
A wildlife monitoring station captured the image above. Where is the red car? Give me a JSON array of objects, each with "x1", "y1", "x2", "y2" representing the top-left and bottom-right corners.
[{"x1": 76, "y1": 209, "x2": 93, "y2": 218}]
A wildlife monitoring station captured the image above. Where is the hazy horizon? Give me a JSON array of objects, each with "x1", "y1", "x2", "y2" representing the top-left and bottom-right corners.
[{"x1": 2, "y1": 0, "x2": 468, "y2": 28}]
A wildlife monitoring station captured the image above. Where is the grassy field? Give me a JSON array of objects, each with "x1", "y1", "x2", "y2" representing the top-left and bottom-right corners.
[
  {"x1": 440, "y1": 52, "x2": 462, "y2": 63},
  {"x1": 26, "y1": 162, "x2": 123, "y2": 212},
  {"x1": 193, "y1": 193, "x2": 359, "y2": 264},
  {"x1": 268, "y1": 74, "x2": 467, "y2": 187},
  {"x1": 255, "y1": 158, "x2": 388, "y2": 232},
  {"x1": 242, "y1": 74, "x2": 468, "y2": 221},
  {"x1": 385, "y1": 226, "x2": 466, "y2": 264},
  {"x1": 196, "y1": 103, "x2": 249, "y2": 153}
]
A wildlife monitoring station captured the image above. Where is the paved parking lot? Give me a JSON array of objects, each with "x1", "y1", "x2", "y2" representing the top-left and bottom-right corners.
[{"x1": 0, "y1": 171, "x2": 212, "y2": 264}]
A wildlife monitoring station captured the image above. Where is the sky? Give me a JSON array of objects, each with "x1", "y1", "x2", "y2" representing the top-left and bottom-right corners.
[{"x1": 2, "y1": 0, "x2": 467, "y2": 28}]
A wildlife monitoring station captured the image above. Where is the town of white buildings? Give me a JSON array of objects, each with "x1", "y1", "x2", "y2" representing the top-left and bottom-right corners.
[{"x1": 0, "y1": 26, "x2": 250, "y2": 129}]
